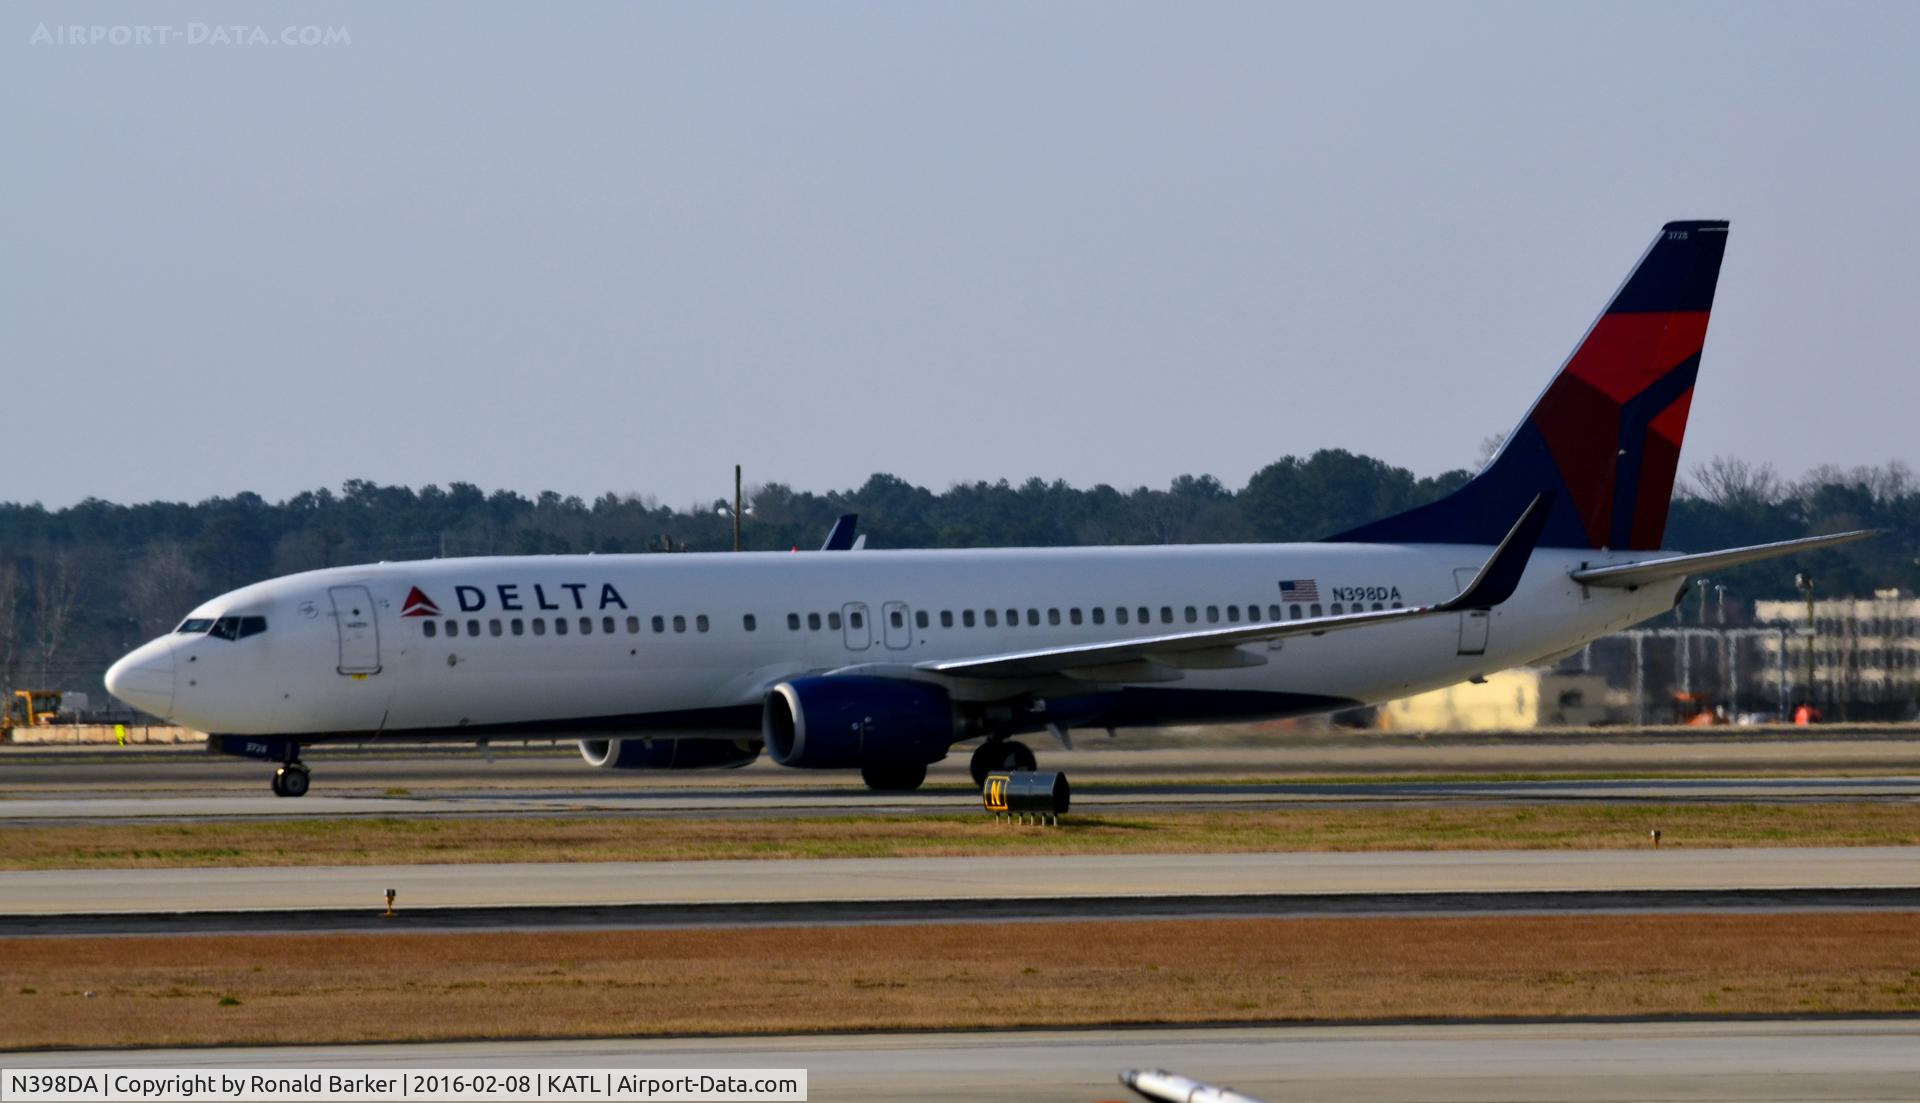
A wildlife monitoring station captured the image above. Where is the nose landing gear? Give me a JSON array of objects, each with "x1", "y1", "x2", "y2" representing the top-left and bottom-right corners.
[{"x1": 270, "y1": 748, "x2": 309, "y2": 798}]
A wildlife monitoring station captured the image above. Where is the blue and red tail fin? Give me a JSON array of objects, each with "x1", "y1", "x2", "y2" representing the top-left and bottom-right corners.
[{"x1": 1332, "y1": 220, "x2": 1728, "y2": 550}]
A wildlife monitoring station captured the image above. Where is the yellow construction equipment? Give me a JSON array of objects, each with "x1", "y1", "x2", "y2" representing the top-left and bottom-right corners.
[{"x1": 6, "y1": 689, "x2": 67, "y2": 729}]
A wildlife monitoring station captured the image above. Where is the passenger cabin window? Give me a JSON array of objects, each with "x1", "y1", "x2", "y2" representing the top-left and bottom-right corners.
[
  {"x1": 808, "y1": 613, "x2": 822, "y2": 630},
  {"x1": 1026, "y1": 609, "x2": 1040, "y2": 626},
  {"x1": 626, "y1": 616, "x2": 639, "y2": 633},
  {"x1": 1160, "y1": 607, "x2": 1174, "y2": 624},
  {"x1": 1290, "y1": 604, "x2": 1303, "y2": 619},
  {"x1": 423, "y1": 620, "x2": 438, "y2": 638},
  {"x1": 1185, "y1": 606, "x2": 1198, "y2": 624},
  {"x1": 965, "y1": 610, "x2": 978, "y2": 628},
  {"x1": 914, "y1": 610, "x2": 928, "y2": 629},
  {"x1": 445, "y1": 620, "x2": 459, "y2": 638},
  {"x1": 940, "y1": 611, "x2": 954, "y2": 628},
  {"x1": 533, "y1": 618, "x2": 547, "y2": 636},
  {"x1": 579, "y1": 616, "x2": 593, "y2": 635},
  {"x1": 1206, "y1": 605, "x2": 1220, "y2": 623},
  {"x1": 1268, "y1": 604, "x2": 1282, "y2": 621},
  {"x1": 467, "y1": 619, "x2": 480, "y2": 637},
  {"x1": 1048, "y1": 609, "x2": 1061, "y2": 626},
  {"x1": 696, "y1": 615, "x2": 709, "y2": 633},
  {"x1": 1311, "y1": 603, "x2": 1323, "y2": 616},
  {"x1": 1006, "y1": 608, "x2": 1018, "y2": 626},
  {"x1": 1091, "y1": 608, "x2": 1104, "y2": 625},
  {"x1": 1226, "y1": 606, "x2": 1240, "y2": 623},
  {"x1": 490, "y1": 619, "x2": 503, "y2": 637},
  {"x1": 743, "y1": 614, "x2": 757, "y2": 631},
  {"x1": 1115, "y1": 607, "x2": 1129, "y2": 625},
  {"x1": 514, "y1": 618, "x2": 526, "y2": 636},
  {"x1": 788, "y1": 613, "x2": 802, "y2": 631},
  {"x1": 1139, "y1": 606, "x2": 1152, "y2": 624},
  {"x1": 828, "y1": 612, "x2": 842, "y2": 630},
  {"x1": 653, "y1": 615, "x2": 666, "y2": 633},
  {"x1": 849, "y1": 611, "x2": 863, "y2": 629},
  {"x1": 555, "y1": 618, "x2": 569, "y2": 636},
  {"x1": 673, "y1": 615, "x2": 687, "y2": 633},
  {"x1": 1330, "y1": 603, "x2": 1343, "y2": 615},
  {"x1": 604, "y1": 616, "x2": 617, "y2": 633},
  {"x1": 982, "y1": 610, "x2": 994, "y2": 627}
]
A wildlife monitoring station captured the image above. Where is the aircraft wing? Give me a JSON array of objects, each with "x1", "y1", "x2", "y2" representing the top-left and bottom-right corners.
[
  {"x1": 1568, "y1": 529, "x2": 1876, "y2": 590},
  {"x1": 915, "y1": 494, "x2": 1551, "y2": 682}
]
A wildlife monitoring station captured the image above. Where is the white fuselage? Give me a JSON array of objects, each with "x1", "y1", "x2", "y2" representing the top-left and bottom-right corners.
[{"x1": 106, "y1": 542, "x2": 1678, "y2": 745}]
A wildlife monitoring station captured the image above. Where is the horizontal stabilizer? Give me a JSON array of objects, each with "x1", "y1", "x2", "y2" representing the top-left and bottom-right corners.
[{"x1": 1569, "y1": 530, "x2": 1877, "y2": 589}]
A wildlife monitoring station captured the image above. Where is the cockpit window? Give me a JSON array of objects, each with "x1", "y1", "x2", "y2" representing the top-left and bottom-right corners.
[
  {"x1": 205, "y1": 615, "x2": 268, "y2": 641},
  {"x1": 175, "y1": 618, "x2": 215, "y2": 634}
]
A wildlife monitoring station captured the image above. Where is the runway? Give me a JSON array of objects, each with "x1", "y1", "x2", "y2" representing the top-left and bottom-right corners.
[
  {"x1": 7, "y1": 739, "x2": 1919, "y2": 823},
  {"x1": 7, "y1": 775, "x2": 1920, "y2": 824},
  {"x1": 5, "y1": 847, "x2": 1915, "y2": 917},
  {"x1": 12, "y1": 1020, "x2": 1919, "y2": 1102}
]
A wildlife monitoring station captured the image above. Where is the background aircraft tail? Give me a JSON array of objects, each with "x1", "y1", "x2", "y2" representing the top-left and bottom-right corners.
[{"x1": 1334, "y1": 220, "x2": 1729, "y2": 550}]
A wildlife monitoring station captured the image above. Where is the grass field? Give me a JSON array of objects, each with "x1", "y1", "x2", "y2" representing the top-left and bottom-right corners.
[
  {"x1": 3, "y1": 913, "x2": 1915, "y2": 1049},
  {"x1": 3, "y1": 802, "x2": 1918, "y2": 870}
]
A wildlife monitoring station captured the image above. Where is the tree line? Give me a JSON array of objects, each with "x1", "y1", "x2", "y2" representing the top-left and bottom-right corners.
[{"x1": 1, "y1": 452, "x2": 1913, "y2": 706}]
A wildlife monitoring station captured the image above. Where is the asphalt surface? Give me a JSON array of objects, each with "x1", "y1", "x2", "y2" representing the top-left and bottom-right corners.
[
  {"x1": 9, "y1": 739, "x2": 1920, "y2": 823},
  {"x1": 11, "y1": 1020, "x2": 1919, "y2": 1102},
  {"x1": 10, "y1": 887, "x2": 1918, "y2": 937},
  {"x1": 5, "y1": 847, "x2": 1915, "y2": 918}
]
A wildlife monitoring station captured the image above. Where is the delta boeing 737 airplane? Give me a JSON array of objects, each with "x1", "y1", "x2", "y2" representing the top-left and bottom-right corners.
[{"x1": 105, "y1": 221, "x2": 1868, "y2": 796}]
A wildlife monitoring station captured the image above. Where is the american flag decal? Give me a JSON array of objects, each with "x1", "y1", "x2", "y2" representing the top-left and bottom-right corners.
[{"x1": 1278, "y1": 579, "x2": 1320, "y2": 602}]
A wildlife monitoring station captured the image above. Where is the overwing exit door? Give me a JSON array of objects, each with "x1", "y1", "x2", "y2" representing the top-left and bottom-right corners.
[{"x1": 882, "y1": 601, "x2": 913, "y2": 650}]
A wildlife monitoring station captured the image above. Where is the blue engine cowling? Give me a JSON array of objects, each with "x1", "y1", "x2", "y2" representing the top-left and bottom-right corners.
[
  {"x1": 578, "y1": 737, "x2": 762, "y2": 770},
  {"x1": 762, "y1": 676, "x2": 959, "y2": 769}
]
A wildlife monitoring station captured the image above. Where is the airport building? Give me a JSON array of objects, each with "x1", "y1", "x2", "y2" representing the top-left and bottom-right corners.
[{"x1": 1751, "y1": 589, "x2": 1920, "y2": 717}]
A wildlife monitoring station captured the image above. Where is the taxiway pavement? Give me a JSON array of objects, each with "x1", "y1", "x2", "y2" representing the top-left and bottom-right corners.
[
  {"x1": 10, "y1": 1020, "x2": 1917, "y2": 1102},
  {"x1": 5, "y1": 846, "x2": 1916, "y2": 917}
]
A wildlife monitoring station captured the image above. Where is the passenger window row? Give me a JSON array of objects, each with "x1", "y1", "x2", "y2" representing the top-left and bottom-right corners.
[
  {"x1": 423, "y1": 613, "x2": 713, "y2": 640},
  {"x1": 419, "y1": 599, "x2": 1408, "y2": 642}
]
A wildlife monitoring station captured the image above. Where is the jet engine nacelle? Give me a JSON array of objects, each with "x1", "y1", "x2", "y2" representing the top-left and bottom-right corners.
[
  {"x1": 762, "y1": 676, "x2": 960, "y2": 769},
  {"x1": 577, "y1": 737, "x2": 762, "y2": 770}
]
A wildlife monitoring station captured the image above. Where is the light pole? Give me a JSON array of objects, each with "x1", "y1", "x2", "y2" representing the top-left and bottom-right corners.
[{"x1": 1796, "y1": 572, "x2": 1816, "y2": 712}]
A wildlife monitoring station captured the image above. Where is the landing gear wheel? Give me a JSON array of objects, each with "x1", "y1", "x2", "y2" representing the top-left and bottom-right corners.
[
  {"x1": 969, "y1": 739, "x2": 1038, "y2": 787},
  {"x1": 860, "y1": 761, "x2": 928, "y2": 792},
  {"x1": 273, "y1": 764, "x2": 310, "y2": 798}
]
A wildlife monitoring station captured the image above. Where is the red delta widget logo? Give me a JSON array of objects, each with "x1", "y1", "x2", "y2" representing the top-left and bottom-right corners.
[{"x1": 399, "y1": 587, "x2": 441, "y2": 617}]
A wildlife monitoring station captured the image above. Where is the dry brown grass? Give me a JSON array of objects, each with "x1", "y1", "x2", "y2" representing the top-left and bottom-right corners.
[
  {"x1": 2, "y1": 913, "x2": 1916, "y2": 1049},
  {"x1": 4, "y1": 803, "x2": 1917, "y2": 871}
]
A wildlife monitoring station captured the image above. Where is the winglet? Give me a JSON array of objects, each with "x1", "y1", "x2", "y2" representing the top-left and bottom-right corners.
[
  {"x1": 820, "y1": 514, "x2": 859, "y2": 551},
  {"x1": 1439, "y1": 492, "x2": 1552, "y2": 611}
]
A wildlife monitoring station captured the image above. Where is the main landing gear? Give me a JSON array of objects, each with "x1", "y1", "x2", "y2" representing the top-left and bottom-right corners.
[
  {"x1": 969, "y1": 738, "x2": 1037, "y2": 787},
  {"x1": 270, "y1": 749, "x2": 310, "y2": 798}
]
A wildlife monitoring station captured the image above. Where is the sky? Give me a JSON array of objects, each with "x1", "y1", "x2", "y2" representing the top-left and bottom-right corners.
[{"x1": 5, "y1": 2, "x2": 1917, "y2": 509}]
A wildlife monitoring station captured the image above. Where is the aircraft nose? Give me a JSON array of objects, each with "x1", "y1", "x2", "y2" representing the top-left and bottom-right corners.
[{"x1": 105, "y1": 641, "x2": 175, "y2": 719}]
